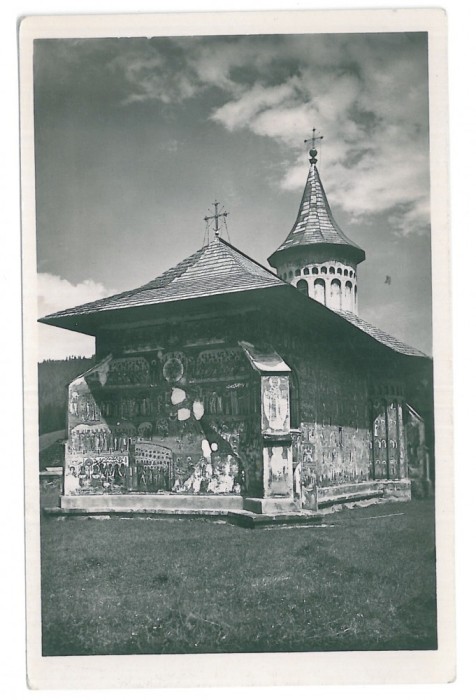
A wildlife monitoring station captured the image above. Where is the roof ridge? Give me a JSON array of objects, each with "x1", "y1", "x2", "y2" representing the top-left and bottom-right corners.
[
  {"x1": 136, "y1": 244, "x2": 208, "y2": 290},
  {"x1": 218, "y1": 237, "x2": 283, "y2": 281}
]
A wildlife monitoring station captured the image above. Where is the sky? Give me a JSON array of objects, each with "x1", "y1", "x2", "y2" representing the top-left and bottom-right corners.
[{"x1": 34, "y1": 32, "x2": 432, "y2": 360}]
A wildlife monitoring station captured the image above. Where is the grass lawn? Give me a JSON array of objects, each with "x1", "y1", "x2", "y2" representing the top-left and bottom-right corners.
[{"x1": 40, "y1": 500, "x2": 437, "y2": 656}]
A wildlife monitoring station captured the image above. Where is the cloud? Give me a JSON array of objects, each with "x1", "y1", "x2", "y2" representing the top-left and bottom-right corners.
[
  {"x1": 206, "y1": 35, "x2": 430, "y2": 236},
  {"x1": 99, "y1": 34, "x2": 429, "y2": 235},
  {"x1": 37, "y1": 274, "x2": 117, "y2": 361},
  {"x1": 108, "y1": 45, "x2": 200, "y2": 105}
]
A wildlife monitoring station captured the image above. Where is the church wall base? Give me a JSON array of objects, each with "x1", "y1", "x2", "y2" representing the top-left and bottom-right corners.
[
  {"x1": 243, "y1": 497, "x2": 300, "y2": 514},
  {"x1": 302, "y1": 479, "x2": 412, "y2": 511},
  {"x1": 60, "y1": 493, "x2": 244, "y2": 512},
  {"x1": 56, "y1": 481, "x2": 411, "y2": 515}
]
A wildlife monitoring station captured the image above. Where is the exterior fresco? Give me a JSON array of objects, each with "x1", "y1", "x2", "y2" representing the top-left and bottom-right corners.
[
  {"x1": 261, "y1": 376, "x2": 290, "y2": 434},
  {"x1": 65, "y1": 342, "x2": 261, "y2": 497},
  {"x1": 263, "y1": 444, "x2": 293, "y2": 498},
  {"x1": 63, "y1": 311, "x2": 422, "y2": 507}
]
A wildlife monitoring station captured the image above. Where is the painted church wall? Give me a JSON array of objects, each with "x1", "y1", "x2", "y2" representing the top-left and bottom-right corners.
[
  {"x1": 65, "y1": 329, "x2": 264, "y2": 497},
  {"x1": 72, "y1": 310, "x2": 417, "y2": 501},
  {"x1": 255, "y1": 314, "x2": 416, "y2": 506}
]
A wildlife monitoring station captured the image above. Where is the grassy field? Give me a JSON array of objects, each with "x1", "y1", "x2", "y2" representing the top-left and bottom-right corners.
[{"x1": 40, "y1": 500, "x2": 437, "y2": 656}]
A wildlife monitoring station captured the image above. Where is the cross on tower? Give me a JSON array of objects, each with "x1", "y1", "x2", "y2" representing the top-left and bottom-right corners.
[
  {"x1": 204, "y1": 200, "x2": 228, "y2": 238},
  {"x1": 304, "y1": 127, "x2": 323, "y2": 164}
]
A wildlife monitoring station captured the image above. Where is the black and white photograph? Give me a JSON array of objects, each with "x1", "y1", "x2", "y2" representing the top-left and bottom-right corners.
[{"x1": 19, "y1": 8, "x2": 454, "y2": 690}]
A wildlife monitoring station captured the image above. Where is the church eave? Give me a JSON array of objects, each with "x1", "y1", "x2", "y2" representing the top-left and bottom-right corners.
[
  {"x1": 268, "y1": 241, "x2": 366, "y2": 269},
  {"x1": 38, "y1": 285, "x2": 285, "y2": 336}
]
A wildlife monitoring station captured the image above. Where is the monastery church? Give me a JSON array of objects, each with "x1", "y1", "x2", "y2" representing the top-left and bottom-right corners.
[{"x1": 40, "y1": 135, "x2": 433, "y2": 518}]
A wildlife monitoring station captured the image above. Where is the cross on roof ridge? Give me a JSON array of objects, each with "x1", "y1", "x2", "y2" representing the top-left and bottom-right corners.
[{"x1": 204, "y1": 200, "x2": 228, "y2": 238}]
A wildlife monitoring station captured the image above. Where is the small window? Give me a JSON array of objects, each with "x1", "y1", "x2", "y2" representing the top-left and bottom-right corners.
[
  {"x1": 288, "y1": 270, "x2": 294, "y2": 278},
  {"x1": 329, "y1": 266, "x2": 335, "y2": 274},
  {"x1": 337, "y1": 267, "x2": 342, "y2": 275},
  {"x1": 282, "y1": 272, "x2": 287, "y2": 280},
  {"x1": 344, "y1": 269, "x2": 348, "y2": 276},
  {"x1": 295, "y1": 269, "x2": 300, "y2": 276},
  {"x1": 312, "y1": 266, "x2": 318, "y2": 274},
  {"x1": 321, "y1": 266, "x2": 328, "y2": 274},
  {"x1": 304, "y1": 267, "x2": 309, "y2": 275}
]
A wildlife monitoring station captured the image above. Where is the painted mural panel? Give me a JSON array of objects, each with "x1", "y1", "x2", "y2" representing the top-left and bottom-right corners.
[
  {"x1": 263, "y1": 444, "x2": 293, "y2": 498},
  {"x1": 300, "y1": 422, "x2": 371, "y2": 488},
  {"x1": 405, "y1": 405, "x2": 426, "y2": 481},
  {"x1": 134, "y1": 441, "x2": 173, "y2": 492},
  {"x1": 261, "y1": 376, "x2": 290, "y2": 434},
  {"x1": 387, "y1": 401, "x2": 399, "y2": 479},
  {"x1": 65, "y1": 340, "x2": 262, "y2": 497},
  {"x1": 65, "y1": 451, "x2": 129, "y2": 495},
  {"x1": 372, "y1": 400, "x2": 388, "y2": 479}
]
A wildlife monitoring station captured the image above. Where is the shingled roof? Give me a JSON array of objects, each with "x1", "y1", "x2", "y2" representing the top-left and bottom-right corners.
[
  {"x1": 40, "y1": 236, "x2": 286, "y2": 323},
  {"x1": 268, "y1": 159, "x2": 366, "y2": 268},
  {"x1": 335, "y1": 309, "x2": 428, "y2": 358},
  {"x1": 39, "y1": 232, "x2": 427, "y2": 359}
]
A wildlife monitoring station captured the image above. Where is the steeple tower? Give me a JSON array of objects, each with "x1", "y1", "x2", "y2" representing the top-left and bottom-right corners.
[{"x1": 268, "y1": 131, "x2": 365, "y2": 315}]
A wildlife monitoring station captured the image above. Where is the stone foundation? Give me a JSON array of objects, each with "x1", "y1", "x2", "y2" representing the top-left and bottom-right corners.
[
  {"x1": 60, "y1": 493, "x2": 244, "y2": 512},
  {"x1": 313, "y1": 479, "x2": 411, "y2": 510},
  {"x1": 243, "y1": 497, "x2": 299, "y2": 514}
]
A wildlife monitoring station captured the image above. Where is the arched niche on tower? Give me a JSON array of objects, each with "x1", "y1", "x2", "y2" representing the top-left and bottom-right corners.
[
  {"x1": 329, "y1": 278, "x2": 342, "y2": 310},
  {"x1": 343, "y1": 280, "x2": 353, "y2": 311},
  {"x1": 296, "y1": 279, "x2": 309, "y2": 296},
  {"x1": 314, "y1": 278, "x2": 326, "y2": 305}
]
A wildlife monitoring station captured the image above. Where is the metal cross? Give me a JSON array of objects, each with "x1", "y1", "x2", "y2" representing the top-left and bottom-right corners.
[
  {"x1": 304, "y1": 127, "x2": 323, "y2": 149},
  {"x1": 204, "y1": 200, "x2": 228, "y2": 237},
  {"x1": 304, "y1": 128, "x2": 324, "y2": 164}
]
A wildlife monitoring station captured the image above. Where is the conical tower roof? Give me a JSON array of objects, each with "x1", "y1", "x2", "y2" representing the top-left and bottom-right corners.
[{"x1": 268, "y1": 150, "x2": 365, "y2": 268}]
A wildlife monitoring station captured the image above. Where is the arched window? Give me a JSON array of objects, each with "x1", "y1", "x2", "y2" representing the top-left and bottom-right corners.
[
  {"x1": 288, "y1": 270, "x2": 294, "y2": 278},
  {"x1": 344, "y1": 269, "x2": 348, "y2": 277},
  {"x1": 330, "y1": 278, "x2": 342, "y2": 309},
  {"x1": 314, "y1": 278, "x2": 326, "y2": 305},
  {"x1": 354, "y1": 285, "x2": 358, "y2": 305},
  {"x1": 343, "y1": 280, "x2": 353, "y2": 311},
  {"x1": 295, "y1": 269, "x2": 300, "y2": 277},
  {"x1": 329, "y1": 266, "x2": 335, "y2": 274},
  {"x1": 349, "y1": 270, "x2": 353, "y2": 278},
  {"x1": 296, "y1": 279, "x2": 309, "y2": 296},
  {"x1": 321, "y1": 266, "x2": 327, "y2": 274},
  {"x1": 282, "y1": 272, "x2": 287, "y2": 280},
  {"x1": 304, "y1": 267, "x2": 309, "y2": 275},
  {"x1": 312, "y1": 266, "x2": 318, "y2": 274},
  {"x1": 337, "y1": 267, "x2": 342, "y2": 275}
]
